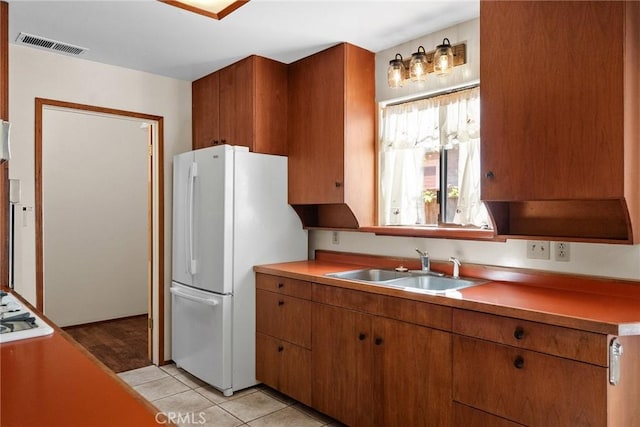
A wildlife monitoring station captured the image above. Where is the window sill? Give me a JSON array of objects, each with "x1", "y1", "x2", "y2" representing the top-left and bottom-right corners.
[{"x1": 359, "y1": 225, "x2": 504, "y2": 242}]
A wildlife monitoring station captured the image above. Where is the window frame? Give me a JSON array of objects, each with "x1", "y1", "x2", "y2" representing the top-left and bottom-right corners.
[{"x1": 372, "y1": 84, "x2": 498, "y2": 241}]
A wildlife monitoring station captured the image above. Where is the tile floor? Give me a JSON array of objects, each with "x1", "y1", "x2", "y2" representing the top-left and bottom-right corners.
[{"x1": 118, "y1": 364, "x2": 343, "y2": 427}]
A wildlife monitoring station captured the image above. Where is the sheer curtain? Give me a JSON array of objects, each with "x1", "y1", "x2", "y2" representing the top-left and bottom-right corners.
[{"x1": 379, "y1": 86, "x2": 490, "y2": 227}]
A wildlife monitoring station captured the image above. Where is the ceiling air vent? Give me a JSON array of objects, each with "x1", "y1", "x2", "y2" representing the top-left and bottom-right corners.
[{"x1": 16, "y1": 32, "x2": 89, "y2": 56}]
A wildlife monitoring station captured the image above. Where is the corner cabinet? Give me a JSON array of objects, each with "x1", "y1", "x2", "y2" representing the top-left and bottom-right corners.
[
  {"x1": 192, "y1": 55, "x2": 288, "y2": 155},
  {"x1": 480, "y1": 1, "x2": 640, "y2": 243},
  {"x1": 287, "y1": 43, "x2": 375, "y2": 228}
]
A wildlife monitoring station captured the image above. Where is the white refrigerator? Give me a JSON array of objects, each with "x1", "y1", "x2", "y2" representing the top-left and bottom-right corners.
[{"x1": 171, "y1": 144, "x2": 307, "y2": 396}]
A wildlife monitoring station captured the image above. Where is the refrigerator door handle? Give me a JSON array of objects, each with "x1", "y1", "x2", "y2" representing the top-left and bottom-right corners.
[
  {"x1": 170, "y1": 287, "x2": 219, "y2": 307},
  {"x1": 187, "y1": 162, "x2": 198, "y2": 275}
]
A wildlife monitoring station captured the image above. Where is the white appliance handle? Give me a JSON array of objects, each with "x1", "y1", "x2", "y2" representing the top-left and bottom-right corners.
[
  {"x1": 170, "y1": 287, "x2": 219, "y2": 306},
  {"x1": 187, "y1": 162, "x2": 198, "y2": 275}
]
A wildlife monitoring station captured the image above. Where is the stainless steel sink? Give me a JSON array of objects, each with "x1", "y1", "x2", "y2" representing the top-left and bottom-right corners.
[
  {"x1": 325, "y1": 268, "x2": 485, "y2": 294},
  {"x1": 385, "y1": 275, "x2": 482, "y2": 293},
  {"x1": 325, "y1": 268, "x2": 412, "y2": 282}
]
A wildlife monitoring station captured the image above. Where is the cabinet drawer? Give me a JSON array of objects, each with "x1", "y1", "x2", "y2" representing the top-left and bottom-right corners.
[
  {"x1": 256, "y1": 333, "x2": 311, "y2": 406},
  {"x1": 312, "y1": 283, "x2": 380, "y2": 314},
  {"x1": 379, "y1": 295, "x2": 451, "y2": 331},
  {"x1": 453, "y1": 309, "x2": 607, "y2": 366},
  {"x1": 256, "y1": 290, "x2": 311, "y2": 348},
  {"x1": 452, "y1": 335, "x2": 607, "y2": 426},
  {"x1": 256, "y1": 273, "x2": 311, "y2": 299},
  {"x1": 453, "y1": 402, "x2": 524, "y2": 427}
]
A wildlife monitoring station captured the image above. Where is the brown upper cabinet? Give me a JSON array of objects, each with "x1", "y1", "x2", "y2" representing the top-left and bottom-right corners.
[
  {"x1": 192, "y1": 55, "x2": 288, "y2": 155},
  {"x1": 480, "y1": 1, "x2": 640, "y2": 243},
  {"x1": 287, "y1": 43, "x2": 375, "y2": 229}
]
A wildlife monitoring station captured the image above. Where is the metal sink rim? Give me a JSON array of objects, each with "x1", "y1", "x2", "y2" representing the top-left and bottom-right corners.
[{"x1": 324, "y1": 268, "x2": 487, "y2": 295}]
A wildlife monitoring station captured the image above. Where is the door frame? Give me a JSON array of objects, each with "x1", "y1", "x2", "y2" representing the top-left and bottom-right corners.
[{"x1": 34, "y1": 97, "x2": 165, "y2": 364}]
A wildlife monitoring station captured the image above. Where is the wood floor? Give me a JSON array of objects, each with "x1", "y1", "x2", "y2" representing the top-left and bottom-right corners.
[{"x1": 63, "y1": 315, "x2": 151, "y2": 373}]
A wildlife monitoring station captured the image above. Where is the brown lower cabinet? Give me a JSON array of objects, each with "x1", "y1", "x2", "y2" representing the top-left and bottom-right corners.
[
  {"x1": 256, "y1": 274, "x2": 640, "y2": 426},
  {"x1": 256, "y1": 274, "x2": 452, "y2": 427}
]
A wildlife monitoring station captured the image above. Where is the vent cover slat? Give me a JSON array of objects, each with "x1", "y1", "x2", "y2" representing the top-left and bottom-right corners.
[{"x1": 16, "y1": 32, "x2": 89, "y2": 56}]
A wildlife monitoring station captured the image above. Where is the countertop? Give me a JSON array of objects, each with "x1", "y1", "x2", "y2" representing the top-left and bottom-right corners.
[
  {"x1": 254, "y1": 251, "x2": 640, "y2": 337},
  {"x1": 0, "y1": 291, "x2": 163, "y2": 427}
]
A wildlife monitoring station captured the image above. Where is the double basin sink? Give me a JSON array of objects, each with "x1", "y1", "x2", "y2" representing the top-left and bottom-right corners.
[{"x1": 325, "y1": 268, "x2": 485, "y2": 295}]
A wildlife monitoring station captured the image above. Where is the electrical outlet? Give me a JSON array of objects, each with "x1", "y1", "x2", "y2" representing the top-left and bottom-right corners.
[
  {"x1": 554, "y1": 241, "x2": 570, "y2": 262},
  {"x1": 331, "y1": 231, "x2": 340, "y2": 245},
  {"x1": 526, "y1": 240, "x2": 550, "y2": 260}
]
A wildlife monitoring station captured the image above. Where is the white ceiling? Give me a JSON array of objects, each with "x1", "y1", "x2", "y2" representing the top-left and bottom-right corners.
[{"x1": 7, "y1": 0, "x2": 479, "y2": 82}]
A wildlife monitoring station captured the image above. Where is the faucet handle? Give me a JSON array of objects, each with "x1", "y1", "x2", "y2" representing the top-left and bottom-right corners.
[
  {"x1": 415, "y1": 248, "x2": 427, "y2": 257},
  {"x1": 449, "y1": 257, "x2": 461, "y2": 278}
]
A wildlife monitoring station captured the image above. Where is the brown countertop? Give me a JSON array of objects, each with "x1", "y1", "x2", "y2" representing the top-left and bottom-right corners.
[
  {"x1": 0, "y1": 292, "x2": 164, "y2": 427},
  {"x1": 254, "y1": 251, "x2": 640, "y2": 337}
]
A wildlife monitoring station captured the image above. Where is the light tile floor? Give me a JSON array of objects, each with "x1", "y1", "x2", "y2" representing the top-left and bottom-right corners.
[{"x1": 118, "y1": 364, "x2": 343, "y2": 427}]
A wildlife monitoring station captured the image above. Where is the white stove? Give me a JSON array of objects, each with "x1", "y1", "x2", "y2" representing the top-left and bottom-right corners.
[{"x1": 0, "y1": 291, "x2": 54, "y2": 343}]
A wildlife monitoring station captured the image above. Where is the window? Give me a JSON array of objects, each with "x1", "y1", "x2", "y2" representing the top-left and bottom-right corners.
[{"x1": 378, "y1": 86, "x2": 490, "y2": 228}]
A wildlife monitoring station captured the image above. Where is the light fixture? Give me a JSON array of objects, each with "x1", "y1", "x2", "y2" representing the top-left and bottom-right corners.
[
  {"x1": 433, "y1": 38, "x2": 454, "y2": 76},
  {"x1": 160, "y1": 0, "x2": 249, "y2": 20},
  {"x1": 409, "y1": 46, "x2": 428, "y2": 82},
  {"x1": 387, "y1": 38, "x2": 466, "y2": 88},
  {"x1": 387, "y1": 54, "x2": 406, "y2": 88}
]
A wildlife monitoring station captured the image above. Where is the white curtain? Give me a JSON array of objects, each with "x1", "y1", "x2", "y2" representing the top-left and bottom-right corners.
[
  {"x1": 379, "y1": 87, "x2": 490, "y2": 227},
  {"x1": 379, "y1": 97, "x2": 440, "y2": 225}
]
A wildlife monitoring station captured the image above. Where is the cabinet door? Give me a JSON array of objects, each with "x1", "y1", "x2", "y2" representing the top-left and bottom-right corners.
[
  {"x1": 312, "y1": 303, "x2": 372, "y2": 426},
  {"x1": 192, "y1": 72, "x2": 219, "y2": 149},
  {"x1": 480, "y1": 1, "x2": 624, "y2": 201},
  {"x1": 288, "y1": 44, "x2": 345, "y2": 204},
  {"x1": 256, "y1": 333, "x2": 311, "y2": 406},
  {"x1": 452, "y1": 335, "x2": 607, "y2": 426},
  {"x1": 255, "y1": 289, "x2": 311, "y2": 348},
  {"x1": 372, "y1": 317, "x2": 451, "y2": 427},
  {"x1": 219, "y1": 57, "x2": 254, "y2": 149}
]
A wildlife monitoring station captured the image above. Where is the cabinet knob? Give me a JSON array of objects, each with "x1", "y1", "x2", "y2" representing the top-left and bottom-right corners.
[
  {"x1": 335, "y1": 181, "x2": 342, "y2": 188},
  {"x1": 375, "y1": 337, "x2": 383, "y2": 346},
  {"x1": 212, "y1": 139, "x2": 219, "y2": 145},
  {"x1": 358, "y1": 333, "x2": 366, "y2": 341},
  {"x1": 277, "y1": 282, "x2": 284, "y2": 288},
  {"x1": 485, "y1": 171, "x2": 495, "y2": 180},
  {"x1": 513, "y1": 356, "x2": 525, "y2": 369},
  {"x1": 221, "y1": 139, "x2": 227, "y2": 144},
  {"x1": 278, "y1": 345, "x2": 284, "y2": 352},
  {"x1": 278, "y1": 300, "x2": 285, "y2": 306},
  {"x1": 514, "y1": 327, "x2": 525, "y2": 340}
]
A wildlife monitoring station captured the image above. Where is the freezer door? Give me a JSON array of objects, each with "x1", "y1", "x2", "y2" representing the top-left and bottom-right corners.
[
  {"x1": 170, "y1": 283, "x2": 232, "y2": 394},
  {"x1": 191, "y1": 145, "x2": 235, "y2": 294},
  {"x1": 172, "y1": 150, "x2": 195, "y2": 287}
]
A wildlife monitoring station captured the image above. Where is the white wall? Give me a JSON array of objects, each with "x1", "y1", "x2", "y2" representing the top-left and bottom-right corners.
[
  {"x1": 42, "y1": 108, "x2": 149, "y2": 327},
  {"x1": 9, "y1": 44, "x2": 191, "y2": 359},
  {"x1": 311, "y1": 18, "x2": 640, "y2": 282}
]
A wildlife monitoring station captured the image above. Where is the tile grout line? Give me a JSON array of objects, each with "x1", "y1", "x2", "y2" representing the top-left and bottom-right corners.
[{"x1": 121, "y1": 364, "x2": 341, "y2": 426}]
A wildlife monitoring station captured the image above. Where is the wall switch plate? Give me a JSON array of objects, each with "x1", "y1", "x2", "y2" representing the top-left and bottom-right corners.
[
  {"x1": 554, "y1": 241, "x2": 570, "y2": 262},
  {"x1": 527, "y1": 240, "x2": 550, "y2": 260},
  {"x1": 331, "y1": 231, "x2": 340, "y2": 245}
]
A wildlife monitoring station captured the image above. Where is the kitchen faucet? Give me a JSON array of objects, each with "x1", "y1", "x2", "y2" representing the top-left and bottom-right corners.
[
  {"x1": 415, "y1": 248, "x2": 430, "y2": 272},
  {"x1": 449, "y1": 257, "x2": 461, "y2": 278}
]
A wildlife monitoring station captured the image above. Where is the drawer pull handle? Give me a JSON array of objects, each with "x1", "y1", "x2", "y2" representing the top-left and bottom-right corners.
[
  {"x1": 278, "y1": 345, "x2": 284, "y2": 352},
  {"x1": 358, "y1": 333, "x2": 366, "y2": 341},
  {"x1": 514, "y1": 327, "x2": 525, "y2": 340},
  {"x1": 278, "y1": 300, "x2": 285, "y2": 306},
  {"x1": 514, "y1": 356, "x2": 525, "y2": 369},
  {"x1": 375, "y1": 337, "x2": 383, "y2": 346},
  {"x1": 277, "y1": 282, "x2": 284, "y2": 288}
]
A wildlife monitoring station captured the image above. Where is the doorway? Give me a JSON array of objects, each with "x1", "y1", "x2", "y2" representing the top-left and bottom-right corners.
[{"x1": 34, "y1": 98, "x2": 164, "y2": 365}]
